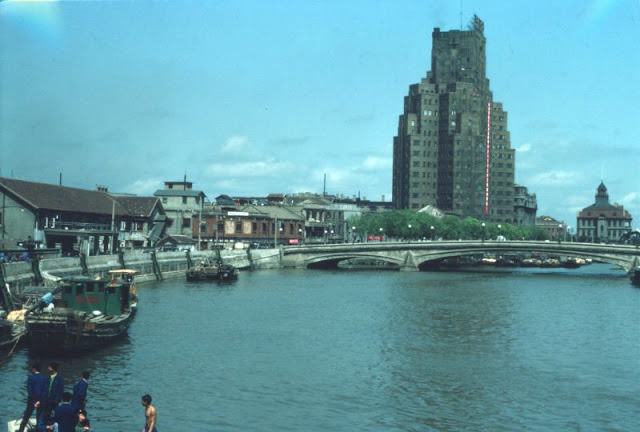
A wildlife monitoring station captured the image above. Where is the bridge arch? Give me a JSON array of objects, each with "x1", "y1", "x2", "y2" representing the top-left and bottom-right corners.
[{"x1": 282, "y1": 241, "x2": 640, "y2": 273}]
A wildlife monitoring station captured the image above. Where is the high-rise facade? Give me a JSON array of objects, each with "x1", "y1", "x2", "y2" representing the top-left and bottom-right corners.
[{"x1": 393, "y1": 16, "x2": 518, "y2": 223}]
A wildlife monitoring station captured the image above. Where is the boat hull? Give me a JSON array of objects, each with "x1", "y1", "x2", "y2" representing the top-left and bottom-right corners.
[
  {"x1": 186, "y1": 265, "x2": 238, "y2": 282},
  {"x1": 0, "y1": 320, "x2": 25, "y2": 358},
  {"x1": 631, "y1": 267, "x2": 640, "y2": 287},
  {"x1": 26, "y1": 308, "x2": 132, "y2": 355}
]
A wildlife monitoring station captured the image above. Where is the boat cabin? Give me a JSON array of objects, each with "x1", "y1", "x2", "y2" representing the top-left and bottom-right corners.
[{"x1": 60, "y1": 276, "x2": 132, "y2": 316}]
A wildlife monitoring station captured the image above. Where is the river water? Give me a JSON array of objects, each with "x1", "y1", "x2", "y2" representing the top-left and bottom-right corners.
[{"x1": 1, "y1": 263, "x2": 639, "y2": 431}]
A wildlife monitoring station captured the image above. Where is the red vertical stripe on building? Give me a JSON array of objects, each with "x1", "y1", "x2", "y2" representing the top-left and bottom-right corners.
[{"x1": 485, "y1": 100, "x2": 491, "y2": 215}]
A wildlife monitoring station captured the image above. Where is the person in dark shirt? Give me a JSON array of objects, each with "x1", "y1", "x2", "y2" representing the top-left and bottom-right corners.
[
  {"x1": 44, "y1": 362, "x2": 64, "y2": 418},
  {"x1": 54, "y1": 392, "x2": 77, "y2": 432},
  {"x1": 71, "y1": 371, "x2": 90, "y2": 412},
  {"x1": 18, "y1": 363, "x2": 48, "y2": 432},
  {"x1": 36, "y1": 414, "x2": 58, "y2": 432}
]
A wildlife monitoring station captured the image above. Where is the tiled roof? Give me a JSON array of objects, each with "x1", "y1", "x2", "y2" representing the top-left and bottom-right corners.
[
  {"x1": 0, "y1": 177, "x2": 126, "y2": 215},
  {"x1": 0, "y1": 177, "x2": 160, "y2": 218},
  {"x1": 114, "y1": 196, "x2": 161, "y2": 217}
]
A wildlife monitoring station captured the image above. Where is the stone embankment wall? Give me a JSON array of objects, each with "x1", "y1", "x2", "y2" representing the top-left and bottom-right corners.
[{"x1": 1, "y1": 248, "x2": 282, "y2": 295}]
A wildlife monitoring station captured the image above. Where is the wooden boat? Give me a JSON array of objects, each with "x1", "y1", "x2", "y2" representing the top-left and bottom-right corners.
[
  {"x1": 1, "y1": 283, "x2": 27, "y2": 360},
  {"x1": 186, "y1": 257, "x2": 238, "y2": 282},
  {"x1": 0, "y1": 317, "x2": 25, "y2": 359},
  {"x1": 631, "y1": 266, "x2": 640, "y2": 287},
  {"x1": 25, "y1": 275, "x2": 136, "y2": 355},
  {"x1": 107, "y1": 269, "x2": 138, "y2": 313}
]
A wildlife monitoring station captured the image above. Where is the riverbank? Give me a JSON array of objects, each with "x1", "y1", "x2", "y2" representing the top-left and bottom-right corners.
[{"x1": 1, "y1": 248, "x2": 281, "y2": 294}]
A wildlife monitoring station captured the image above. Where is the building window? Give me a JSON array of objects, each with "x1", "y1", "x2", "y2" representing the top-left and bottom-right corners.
[
  {"x1": 120, "y1": 221, "x2": 127, "y2": 231},
  {"x1": 182, "y1": 197, "x2": 187, "y2": 204},
  {"x1": 183, "y1": 217, "x2": 191, "y2": 228}
]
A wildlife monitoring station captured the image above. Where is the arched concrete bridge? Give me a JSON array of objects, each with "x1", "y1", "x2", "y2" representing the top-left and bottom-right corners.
[{"x1": 281, "y1": 241, "x2": 640, "y2": 272}]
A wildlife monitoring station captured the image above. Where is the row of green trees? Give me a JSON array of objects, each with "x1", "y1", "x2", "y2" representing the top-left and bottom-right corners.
[{"x1": 347, "y1": 210, "x2": 551, "y2": 241}]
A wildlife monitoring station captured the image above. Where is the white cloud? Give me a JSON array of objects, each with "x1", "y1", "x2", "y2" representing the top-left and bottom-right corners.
[
  {"x1": 527, "y1": 170, "x2": 585, "y2": 187},
  {"x1": 621, "y1": 192, "x2": 639, "y2": 206},
  {"x1": 516, "y1": 142, "x2": 531, "y2": 152},
  {"x1": 205, "y1": 159, "x2": 293, "y2": 178},
  {"x1": 124, "y1": 178, "x2": 163, "y2": 195},
  {"x1": 361, "y1": 156, "x2": 391, "y2": 171},
  {"x1": 221, "y1": 136, "x2": 251, "y2": 154}
]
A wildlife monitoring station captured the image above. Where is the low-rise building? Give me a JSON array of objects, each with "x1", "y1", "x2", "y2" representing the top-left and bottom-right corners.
[
  {"x1": 576, "y1": 182, "x2": 632, "y2": 243},
  {"x1": 0, "y1": 177, "x2": 166, "y2": 255},
  {"x1": 153, "y1": 179, "x2": 205, "y2": 237},
  {"x1": 513, "y1": 185, "x2": 537, "y2": 226},
  {"x1": 536, "y1": 215, "x2": 568, "y2": 241}
]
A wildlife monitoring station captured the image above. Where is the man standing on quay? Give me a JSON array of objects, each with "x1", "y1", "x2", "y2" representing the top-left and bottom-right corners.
[
  {"x1": 17, "y1": 363, "x2": 48, "y2": 432},
  {"x1": 71, "y1": 371, "x2": 90, "y2": 412},
  {"x1": 45, "y1": 362, "x2": 64, "y2": 418}
]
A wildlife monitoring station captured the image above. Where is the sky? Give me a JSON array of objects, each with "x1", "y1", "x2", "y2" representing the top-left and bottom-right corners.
[{"x1": 1, "y1": 0, "x2": 639, "y2": 230}]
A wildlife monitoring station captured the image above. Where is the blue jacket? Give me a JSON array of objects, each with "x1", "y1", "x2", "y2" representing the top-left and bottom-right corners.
[
  {"x1": 27, "y1": 372, "x2": 48, "y2": 404},
  {"x1": 54, "y1": 402, "x2": 77, "y2": 432},
  {"x1": 47, "y1": 374, "x2": 65, "y2": 405},
  {"x1": 71, "y1": 379, "x2": 88, "y2": 410}
]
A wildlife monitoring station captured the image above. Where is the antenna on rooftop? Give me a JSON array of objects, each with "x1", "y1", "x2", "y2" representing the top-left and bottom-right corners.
[{"x1": 459, "y1": 0, "x2": 463, "y2": 29}]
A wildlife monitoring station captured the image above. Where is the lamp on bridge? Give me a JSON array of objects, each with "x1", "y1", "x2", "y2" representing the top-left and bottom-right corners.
[
  {"x1": 430, "y1": 225, "x2": 435, "y2": 241},
  {"x1": 481, "y1": 222, "x2": 486, "y2": 243},
  {"x1": 558, "y1": 224, "x2": 563, "y2": 243},
  {"x1": 408, "y1": 224, "x2": 412, "y2": 243},
  {"x1": 351, "y1": 226, "x2": 356, "y2": 244},
  {"x1": 379, "y1": 227, "x2": 384, "y2": 242}
]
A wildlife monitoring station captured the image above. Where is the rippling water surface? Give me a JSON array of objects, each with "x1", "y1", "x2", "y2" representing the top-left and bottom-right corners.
[{"x1": 2, "y1": 264, "x2": 639, "y2": 431}]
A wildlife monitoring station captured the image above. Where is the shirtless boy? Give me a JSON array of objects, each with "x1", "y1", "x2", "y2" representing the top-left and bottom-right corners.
[{"x1": 141, "y1": 394, "x2": 157, "y2": 432}]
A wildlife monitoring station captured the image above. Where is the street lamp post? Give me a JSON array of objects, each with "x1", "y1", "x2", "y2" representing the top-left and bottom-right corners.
[
  {"x1": 430, "y1": 225, "x2": 435, "y2": 241},
  {"x1": 481, "y1": 222, "x2": 486, "y2": 243},
  {"x1": 351, "y1": 226, "x2": 356, "y2": 244},
  {"x1": 407, "y1": 224, "x2": 412, "y2": 242},
  {"x1": 379, "y1": 227, "x2": 384, "y2": 242},
  {"x1": 558, "y1": 224, "x2": 563, "y2": 243}
]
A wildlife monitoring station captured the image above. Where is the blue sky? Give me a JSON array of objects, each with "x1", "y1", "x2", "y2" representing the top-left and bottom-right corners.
[{"x1": 1, "y1": 0, "x2": 639, "y2": 229}]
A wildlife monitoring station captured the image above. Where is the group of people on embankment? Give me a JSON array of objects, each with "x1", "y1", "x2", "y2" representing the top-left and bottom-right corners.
[
  {"x1": 16, "y1": 362, "x2": 90, "y2": 432},
  {"x1": 16, "y1": 361, "x2": 158, "y2": 432}
]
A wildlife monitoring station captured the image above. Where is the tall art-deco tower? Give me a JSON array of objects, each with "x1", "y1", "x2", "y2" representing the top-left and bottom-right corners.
[{"x1": 392, "y1": 16, "x2": 515, "y2": 223}]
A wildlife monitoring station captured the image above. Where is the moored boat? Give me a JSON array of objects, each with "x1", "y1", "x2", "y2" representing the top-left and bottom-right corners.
[
  {"x1": 630, "y1": 266, "x2": 640, "y2": 287},
  {"x1": 0, "y1": 317, "x2": 25, "y2": 359},
  {"x1": 25, "y1": 275, "x2": 136, "y2": 355},
  {"x1": 107, "y1": 269, "x2": 138, "y2": 313},
  {"x1": 186, "y1": 257, "x2": 238, "y2": 282}
]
